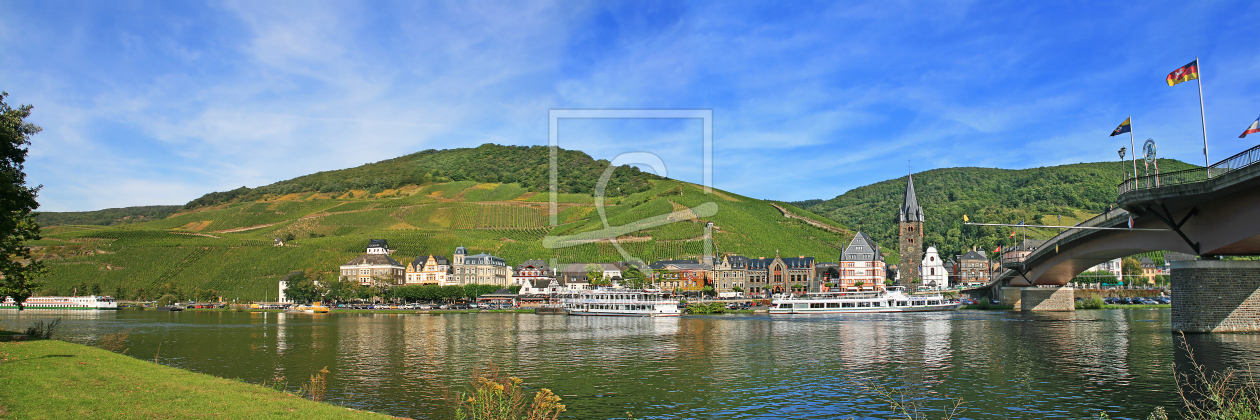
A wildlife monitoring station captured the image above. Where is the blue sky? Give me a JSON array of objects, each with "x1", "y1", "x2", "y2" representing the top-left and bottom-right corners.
[{"x1": 2, "y1": 1, "x2": 1258, "y2": 212}]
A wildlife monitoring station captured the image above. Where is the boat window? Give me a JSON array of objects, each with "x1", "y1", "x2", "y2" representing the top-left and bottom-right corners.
[
  {"x1": 827, "y1": 302, "x2": 840, "y2": 308},
  {"x1": 842, "y1": 302, "x2": 855, "y2": 307},
  {"x1": 795, "y1": 303, "x2": 809, "y2": 309},
  {"x1": 810, "y1": 303, "x2": 825, "y2": 308}
]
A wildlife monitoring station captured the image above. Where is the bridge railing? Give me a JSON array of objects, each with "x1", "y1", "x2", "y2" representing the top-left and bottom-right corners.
[{"x1": 1118, "y1": 142, "x2": 1260, "y2": 196}]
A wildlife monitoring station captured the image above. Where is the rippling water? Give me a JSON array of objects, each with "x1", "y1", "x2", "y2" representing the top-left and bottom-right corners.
[{"x1": 4, "y1": 309, "x2": 1257, "y2": 419}]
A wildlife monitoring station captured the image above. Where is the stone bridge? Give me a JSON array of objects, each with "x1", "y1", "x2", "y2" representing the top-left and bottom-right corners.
[{"x1": 968, "y1": 143, "x2": 1260, "y2": 332}]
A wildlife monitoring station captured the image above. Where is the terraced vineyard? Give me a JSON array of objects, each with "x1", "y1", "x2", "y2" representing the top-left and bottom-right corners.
[{"x1": 31, "y1": 179, "x2": 857, "y2": 301}]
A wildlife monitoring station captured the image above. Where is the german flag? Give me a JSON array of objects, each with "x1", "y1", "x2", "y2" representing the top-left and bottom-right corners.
[{"x1": 1166, "y1": 59, "x2": 1199, "y2": 86}]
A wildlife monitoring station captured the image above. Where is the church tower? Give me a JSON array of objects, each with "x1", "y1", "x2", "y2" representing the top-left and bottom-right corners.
[{"x1": 897, "y1": 173, "x2": 925, "y2": 287}]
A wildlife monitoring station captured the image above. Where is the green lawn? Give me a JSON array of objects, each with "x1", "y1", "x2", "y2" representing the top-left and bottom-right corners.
[{"x1": 0, "y1": 339, "x2": 399, "y2": 419}]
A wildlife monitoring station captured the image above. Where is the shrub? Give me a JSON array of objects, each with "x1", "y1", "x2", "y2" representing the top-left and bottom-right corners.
[
  {"x1": 156, "y1": 294, "x2": 177, "y2": 307},
  {"x1": 455, "y1": 368, "x2": 565, "y2": 420},
  {"x1": 1082, "y1": 295, "x2": 1104, "y2": 309},
  {"x1": 23, "y1": 318, "x2": 61, "y2": 339}
]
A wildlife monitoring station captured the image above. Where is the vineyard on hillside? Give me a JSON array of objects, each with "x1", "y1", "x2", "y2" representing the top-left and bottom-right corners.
[{"x1": 30, "y1": 179, "x2": 855, "y2": 301}]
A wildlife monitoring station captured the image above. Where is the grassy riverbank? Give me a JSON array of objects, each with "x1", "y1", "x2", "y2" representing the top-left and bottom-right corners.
[{"x1": 0, "y1": 339, "x2": 397, "y2": 419}]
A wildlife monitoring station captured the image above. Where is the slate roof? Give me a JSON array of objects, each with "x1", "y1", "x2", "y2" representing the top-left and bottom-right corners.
[
  {"x1": 721, "y1": 255, "x2": 752, "y2": 269},
  {"x1": 648, "y1": 260, "x2": 700, "y2": 270},
  {"x1": 958, "y1": 250, "x2": 987, "y2": 261},
  {"x1": 515, "y1": 259, "x2": 551, "y2": 275},
  {"x1": 841, "y1": 232, "x2": 883, "y2": 262},
  {"x1": 344, "y1": 254, "x2": 404, "y2": 267},
  {"x1": 410, "y1": 255, "x2": 450, "y2": 269},
  {"x1": 898, "y1": 174, "x2": 925, "y2": 222},
  {"x1": 367, "y1": 239, "x2": 389, "y2": 250},
  {"x1": 744, "y1": 256, "x2": 814, "y2": 269},
  {"x1": 462, "y1": 253, "x2": 506, "y2": 266}
]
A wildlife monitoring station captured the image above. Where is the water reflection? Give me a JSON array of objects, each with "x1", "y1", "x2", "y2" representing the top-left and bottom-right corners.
[{"x1": 1, "y1": 309, "x2": 1236, "y2": 419}]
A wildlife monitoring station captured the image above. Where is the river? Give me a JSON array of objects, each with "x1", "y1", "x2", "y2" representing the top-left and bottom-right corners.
[{"x1": 3, "y1": 309, "x2": 1257, "y2": 419}]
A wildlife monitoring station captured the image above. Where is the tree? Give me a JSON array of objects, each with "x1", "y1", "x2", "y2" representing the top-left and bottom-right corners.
[
  {"x1": 622, "y1": 265, "x2": 648, "y2": 289},
  {"x1": 0, "y1": 92, "x2": 44, "y2": 309},
  {"x1": 731, "y1": 285, "x2": 743, "y2": 293},
  {"x1": 1121, "y1": 257, "x2": 1143, "y2": 284},
  {"x1": 284, "y1": 271, "x2": 319, "y2": 303},
  {"x1": 587, "y1": 264, "x2": 610, "y2": 286},
  {"x1": 700, "y1": 285, "x2": 716, "y2": 297}
]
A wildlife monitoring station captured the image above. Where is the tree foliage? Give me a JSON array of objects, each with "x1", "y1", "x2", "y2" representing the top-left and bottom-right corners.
[
  {"x1": 796, "y1": 160, "x2": 1199, "y2": 263},
  {"x1": 0, "y1": 92, "x2": 44, "y2": 308},
  {"x1": 283, "y1": 271, "x2": 319, "y2": 303},
  {"x1": 621, "y1": 265, "x2": 648, "y2": 289}
]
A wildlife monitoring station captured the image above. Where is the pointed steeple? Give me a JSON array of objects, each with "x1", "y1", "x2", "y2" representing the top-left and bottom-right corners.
[{"x1": 899, "y1": 173, "x2": 924, "y2": 222}]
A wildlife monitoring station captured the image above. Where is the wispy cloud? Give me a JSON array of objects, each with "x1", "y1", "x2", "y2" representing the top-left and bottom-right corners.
[{"x1": 2, "y1": 0, "x2": 1257, "y2": 210}]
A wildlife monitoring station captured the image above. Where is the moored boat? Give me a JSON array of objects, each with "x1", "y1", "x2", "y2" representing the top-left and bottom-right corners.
[
  {"x1": 286, "y1": 302, "x2": 331, "y2": 314},
  {"x1": 1, "y1": 295, "x2": 119, "y2": 310},
  {"x1": 562, "y1": 288, "x2": 681, "y2": 317},
  {"x1": 769, "y1": 286, "x2": 959, "y2": 314}
]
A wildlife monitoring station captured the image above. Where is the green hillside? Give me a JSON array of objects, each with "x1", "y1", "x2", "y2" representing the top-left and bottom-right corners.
[
  {"x1": 34, "y1": 205, "x2": 182, "y2": 227},
  {"x1": 795, "y1": 158, "x2": 1197, "y2": 261},
  {"x1": 184, "y1": 144, "x2": 661, "y2": 208},
  {"x1": 28, "y1": 154, "x2": 857, "y2": 301}
]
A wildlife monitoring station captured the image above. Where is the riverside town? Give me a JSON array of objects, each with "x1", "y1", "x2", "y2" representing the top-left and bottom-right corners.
[{"x1": 3, "y1": 3, "x2": 1259, "y2": 419}]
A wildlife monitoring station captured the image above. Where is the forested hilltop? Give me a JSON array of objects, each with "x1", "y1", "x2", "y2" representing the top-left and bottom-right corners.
[
  {"x1": 794, "y1": 158, "x2": 1197, "y2": 262},
  {"x1": 185, "y1": 144, "x2": 661, "y2": 208}
]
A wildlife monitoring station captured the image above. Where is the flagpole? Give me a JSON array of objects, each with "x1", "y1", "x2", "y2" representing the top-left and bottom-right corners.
[
  {"x1": 1196, "y1": 57, "x2": 1210, "y2": 172},
  {"x1": 1129, "y1": 115, "x2": 1137, "y2": 182}
]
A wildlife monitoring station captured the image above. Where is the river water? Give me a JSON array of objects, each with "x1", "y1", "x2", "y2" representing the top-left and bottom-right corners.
[{"x1": 3, "y1": 309, "x2": 1257, "y2": 419}]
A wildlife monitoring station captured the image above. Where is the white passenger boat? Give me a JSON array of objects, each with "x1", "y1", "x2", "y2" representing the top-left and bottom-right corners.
[
  {"x1": 562, "y1": 288, "x2": 681, "y2": 317},
  {"x1": 769, "y1": 286, "x2": 958, "y2": 314},
  {"x1": 1, "y1": 295, "x2": 119, "y2": 310}
]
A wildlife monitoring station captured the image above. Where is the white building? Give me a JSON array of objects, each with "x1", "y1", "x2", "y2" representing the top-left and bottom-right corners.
[
  {"x1": 921, "y1": 246, "x2": 947, "y2": 289},
  {"x1": 339, "y1": 240, "x2": 406, "y2": 285},
  {"x1": 451, "y1": 246, "x2": 511, "y2": 286},
  {"x1": 1087, "y1": 258, "x2": 1123, "y2": 280}
]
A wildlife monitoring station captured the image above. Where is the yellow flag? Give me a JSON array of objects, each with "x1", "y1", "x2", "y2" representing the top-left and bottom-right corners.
[{"x1": 963, "y1": 214, "x2": 970, "y2": 222}]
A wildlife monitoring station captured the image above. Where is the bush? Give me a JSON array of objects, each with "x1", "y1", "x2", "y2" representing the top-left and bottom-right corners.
[
  {"x1": 454, "y1": 367, "x2": 565, "y2": 420},
  {"x1": 684, "y1": 302, "x2": 726, "y2": 314},
  {"x1": 156, "y1": 294, "x2": 177, "y2": 307},
  {"x1": 1082, "y1": 295, "x2": 1104, "y2": 309},
  {"x1": 23, "y1": 318, "x2": 61, "y2": 339}
]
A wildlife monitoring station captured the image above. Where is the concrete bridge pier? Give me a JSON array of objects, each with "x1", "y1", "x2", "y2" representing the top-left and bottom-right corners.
[
  {"x1": 1172, "y1": 260, "x2": 1260, "y2": 333},
  {"x1": 1020, "y1": 287, "x2": 1075, "y2": 311}
]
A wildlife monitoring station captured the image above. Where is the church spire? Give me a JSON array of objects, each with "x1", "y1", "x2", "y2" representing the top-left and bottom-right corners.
[{"x1": 899, "y1": 173, "x2": 924, "y2": 222}]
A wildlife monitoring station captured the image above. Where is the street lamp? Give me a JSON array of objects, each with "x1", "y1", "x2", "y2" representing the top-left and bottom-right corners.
[{"x1": 1118, "y1": 146, "x2": 1127, "y2": 181}]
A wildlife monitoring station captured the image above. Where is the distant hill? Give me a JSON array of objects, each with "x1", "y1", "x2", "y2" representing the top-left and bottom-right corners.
[
  {"x1": 794, "y1": 158, "x2": 1197, "y2": 261},
  {"x1": 35, "y1": 205, "x2": 183, "y2": 227},
  {"x1": 184, "y1": 144, "x2": 661, "y2": 208},
  {"x1": 28, "y1": 146, "x2": 857, "y2": 301}
]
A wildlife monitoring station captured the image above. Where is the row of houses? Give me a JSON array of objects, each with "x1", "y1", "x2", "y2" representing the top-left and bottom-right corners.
[
  {"x1": 333, "y1": 230, "x2": 901, "y2": 297},
  {"x1": 328, "y1": 175, "x2": 1040, "y2": 294}
]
